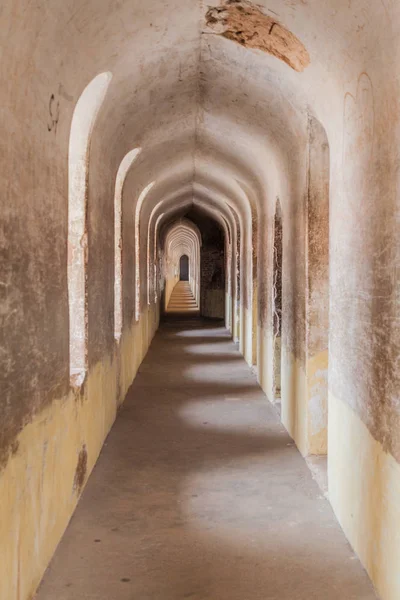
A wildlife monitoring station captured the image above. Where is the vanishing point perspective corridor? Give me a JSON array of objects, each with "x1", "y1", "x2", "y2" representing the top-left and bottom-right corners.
[
  {"x1": 37, "y1": 320, "x2": 376, "y2": 600},
  {"x1": 1, "y1": 1, "x2": 400, "y2": 599}
]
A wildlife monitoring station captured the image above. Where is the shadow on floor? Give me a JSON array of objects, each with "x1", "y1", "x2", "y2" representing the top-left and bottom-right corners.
[{"x1": 36, "y1": 318, "x2": 378, "y2": 600}]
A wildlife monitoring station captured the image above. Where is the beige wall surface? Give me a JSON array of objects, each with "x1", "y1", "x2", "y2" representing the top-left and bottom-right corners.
[{"x1": 1, "y1": 1, "x2": 399, "y2": 599}]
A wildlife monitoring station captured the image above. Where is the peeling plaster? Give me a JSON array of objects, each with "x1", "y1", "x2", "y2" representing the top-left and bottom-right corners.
[{"x1": 205, "y1": 0, "x2": 310, "y2": 72}]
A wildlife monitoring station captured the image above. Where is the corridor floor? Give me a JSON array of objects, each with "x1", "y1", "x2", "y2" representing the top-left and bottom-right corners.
[{"x1": 36, "y1": 320, "x2": 377, "y2": 600}]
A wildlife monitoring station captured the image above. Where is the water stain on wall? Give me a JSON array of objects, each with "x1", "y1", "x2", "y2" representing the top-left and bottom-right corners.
[{"x1": 73, "y1": 445, "x2": 87, "y2": 494}]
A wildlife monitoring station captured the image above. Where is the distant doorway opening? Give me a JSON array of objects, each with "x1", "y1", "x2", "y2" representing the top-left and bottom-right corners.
[{"x1": 180, "y1": 254, "x2": 189, "y2": 281}]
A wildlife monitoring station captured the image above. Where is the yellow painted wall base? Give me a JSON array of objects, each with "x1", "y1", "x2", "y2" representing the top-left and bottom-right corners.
[
  {"x1": 281, "y1": 348, "x2": 328, "y2": 456},
  {"x1": 281, "y1": 348, "x2": 308, "y2": 456},
  {"x1": 257, "y1": 330, "x2": 327, "y2": 457},
  {"x1": 257, "y1": 325, "x2": 274, "y2": 403},
  {"x1": 257, "y1": 329, "x2": 399, "y2": 600},
  {"x1": 0, "y1": 303, "x2": 159, "y2": 600},
  {"x1": 306, "y1": 349, "x2": 328, "y2": 455},
  {"x1": 241, "y1": 306, "x2": 253, "y2": 366},
  {"x1": 329, "y1": 392, "x2": 400, "y2": 600}
]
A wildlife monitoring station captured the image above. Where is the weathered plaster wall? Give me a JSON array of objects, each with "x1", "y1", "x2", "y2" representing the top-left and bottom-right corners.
[
  {"x1": 262, "y1": 117, "x2": 330, "y2": 457},
  {"x1": 255, "y1": 127, "x2": 310, "y2": 460},
  {"x1": 305, "y1": 116, "x2": 329, "y2": 455},
  {"x1": 1, "y1": 41, "x2": 70, "y2": 470},
  {"x1": 2, "y1": 1, "x2": 400, "y2": 600},
  {"x1": 326, "y1": 65, "x2": 400, "y2": 600},
  {"x1": 0, "y1": 9, "x2": 164, "y2": 596},
  {"x1": 329, "y1": 392, "x2": 400, "y2": 600},
  {"x1": 330, "y1": 69, "x2": 400, "y2": 470},
  {"x1": 0, "y1": 305, "x2": 159, "y2": 600}
]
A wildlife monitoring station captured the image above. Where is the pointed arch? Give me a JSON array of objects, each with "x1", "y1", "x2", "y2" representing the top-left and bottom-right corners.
[
  {"x1": 68, "y1": 72, "x2": 112, "y2": 383},
  {"x1": 135, "y1": 181, "x2": 155, "y2": 321},
  {"x1": 114, "y1": 147, "x2": 141, "y2": 340}
]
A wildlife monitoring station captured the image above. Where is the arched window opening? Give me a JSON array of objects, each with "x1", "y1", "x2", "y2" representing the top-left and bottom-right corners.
[
  {"x1": 68, "y1": 72, "x2": 112, "y2": 384},
  {"x1": 180, "y1": 254, "x2": 189, "y2": 281},
  {"x1": 272, "y1": 199, "x2": 283, "y2": 401},
  {"x1": 135, "y1": 181, "x2": 155, "y2": 321},
  {"x1": 114, "y1": 147, "x2": 141, "y2": 341},
  {"x1": 146, "y1": 219, "x2": 152, "y2": 307},
  {"x1": 147, "y1": 201, "x2": 163, "y2": 306}
]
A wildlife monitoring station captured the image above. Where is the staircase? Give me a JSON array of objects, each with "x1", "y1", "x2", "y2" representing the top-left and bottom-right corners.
[{"x1": 166, "y1": 281, "x2": 198, "y2": 313}]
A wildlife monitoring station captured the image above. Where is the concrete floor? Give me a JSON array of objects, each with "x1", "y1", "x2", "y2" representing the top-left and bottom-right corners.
[{"x1": 36, "y1": 320, "x2": 378, "y2": 600}]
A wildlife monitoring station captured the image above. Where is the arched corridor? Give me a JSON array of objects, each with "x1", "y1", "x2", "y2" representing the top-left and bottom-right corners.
[
  {"x1": 1, "y1": 1, "x2": 399, "y2": 599},
  {"x1": 36, "y1": 320, "x2": 375, "y2": 600}
]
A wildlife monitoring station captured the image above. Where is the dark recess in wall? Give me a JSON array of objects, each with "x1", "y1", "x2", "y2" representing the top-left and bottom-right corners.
[{"x1": 184, "y1": 208, "x2": 225, "y2": 319}]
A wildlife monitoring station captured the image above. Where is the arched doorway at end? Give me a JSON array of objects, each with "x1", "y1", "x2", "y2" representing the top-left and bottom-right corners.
[{"x1": 180, "y1": 254, "x2": 189, "y2": 281}]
